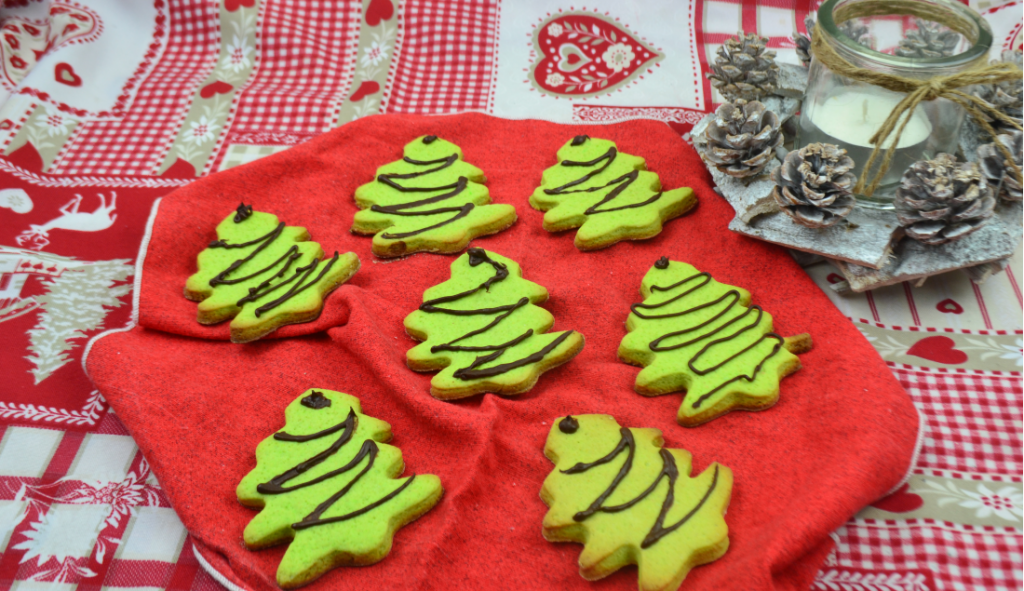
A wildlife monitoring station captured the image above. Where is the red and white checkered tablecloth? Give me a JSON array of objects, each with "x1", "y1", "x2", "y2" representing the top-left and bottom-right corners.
[{"x1": 0, "y1": 0, "x2": 1020, "y2": 590}]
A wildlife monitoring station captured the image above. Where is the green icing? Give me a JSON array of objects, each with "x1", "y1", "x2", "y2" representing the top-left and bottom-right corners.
[
  {"x1": 353, "y1": 135, "x2": 516, "y2": 256},
  {"x1": 618, "y1": 259, "x2": 799, "y2": 424},
  {"x1": 237, "y1": 389, "x2": 443, "y2": 588},
  {"x1": 404, "y1": 248, "x2": 583, "y2": 399},
  {"x1": 185, "y1": 209, "x2": 358, "y2": 341},
  {"x1": 541, "y1": 414, "x2": 732, "y2": 591},
  {"x1": 529, "y1": 137, "x2": 695, "y2": 250}
]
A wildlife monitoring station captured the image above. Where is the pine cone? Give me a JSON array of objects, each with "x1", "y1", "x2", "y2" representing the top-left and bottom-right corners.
[
  {"x1": 971, "y1": 50, "x2": 1023, "y2": 134},
  {"x1": 699, "y1": 100, "x2": 783, "y2": 179},
  {"x1": 895, "y1": 153, "x2": 996, "y2": 245},
  {"x1": 894, "y1": 19, "x2": 960, "y2": 58},
  {"x1": 838, "y1": 19, "x2": 872, "y2": 47},
  {"x1": 707, "y1": 33, "x2": 779, "y2": 101},
  {"x1": 793, "y1": 15, "x2": 815, "y2": 67},
  {"x1": 793, "y1": 16, "x2": 873, "y2": 67},
  {"x1": 771, "y1": 143, "x2": 857, "y2": 228},
  {"x1": 977, "y1": 131, "x2": 1023, "y2": 202}
]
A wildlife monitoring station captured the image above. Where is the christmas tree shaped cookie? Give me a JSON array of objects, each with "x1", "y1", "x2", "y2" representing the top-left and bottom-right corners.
[
  {"x1": 619, "y1": 257, "x2": 812, "y2": 426},
  {"x1": 404, "y1": 248, "x2": 584, "y2": 400},
  {"x1": 530, "y1": 135, "x2": 697, "y2": 250},
  {"x1": 541, "y1": 414, "x2": 733, "y2": 591},
  {"x1": 237, "y1": 389, "x2": 444, "y2": 589},
  {"x1": 353, "y1": 135, "x2": 517, "y2": 257},
  {"x1": 185, "y1": 204, "x2": 360, "y2": 343}
]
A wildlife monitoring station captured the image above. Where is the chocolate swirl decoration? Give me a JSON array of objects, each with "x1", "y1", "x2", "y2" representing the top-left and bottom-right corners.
[
  {"x1": 233, "y1": 202, "x2": 253, "y2": 223},
  {"x1": 421, "y1": 248, "x2": 574, "y2": 381},
  {"x1": 560, "y1": 424, "x2": 720, "y2": 549},
  {"x1": 257, "y1": 407, "x2": 418, "y2": 531},
  {"x1": 301, "y1": 391, "x2": 331, "y2": 409},
  {"x1": 369, "y1": 136, "x2": 476, "y2": 240},
  {"x1": 543, "y1": 144, "x2": 663, "y2": 215},
  {"x1": 207, "y1": 217, "x2": 340, "y2": 318},
  {"x1": 630, "y1": 269, "x2": 784, "y2": 409},
  {"x1": 558, "y1": 415, "x2": 579, "y2": 434}
]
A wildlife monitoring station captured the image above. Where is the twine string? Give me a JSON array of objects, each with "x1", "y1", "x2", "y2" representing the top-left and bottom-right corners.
[{"x1": 810, "y1": 15, "x2": 1023, "y2": 196}]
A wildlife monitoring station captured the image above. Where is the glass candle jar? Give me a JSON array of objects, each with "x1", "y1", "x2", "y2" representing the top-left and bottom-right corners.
[{"x1": 797, "y1": 0, "x2": 993, "y2": 206}]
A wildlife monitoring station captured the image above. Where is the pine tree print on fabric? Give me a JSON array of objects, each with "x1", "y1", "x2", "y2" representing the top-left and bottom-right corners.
[
  {"x1": 618, "y1": 257, "x2": 811, "y2": 426},
  {"x1": 542, "y1": 414, "x2": 733, "y2": 591},
  {"x1": 185, "y1": 204, "x2": 360, "y2": 343},
  {"x1": 404, "y1": 248, "x2": 585, "y2": 400},
  {"x1": 26, "y1": 258, "x2": 133, "y2": 383},
  {"x1": 530, "y1": 135, "x2": 697, "y2": 250},
  {"x1": 238, "y1": 389, "x2": 443, "y2": 589},
  {"x1": 352, "y1": 135, "x2": 517, "y2": 257}
]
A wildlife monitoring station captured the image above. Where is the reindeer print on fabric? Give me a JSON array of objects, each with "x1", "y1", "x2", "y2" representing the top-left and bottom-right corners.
[{"x1": 17, "y1": 192, "x2": 118, "y2": 250}]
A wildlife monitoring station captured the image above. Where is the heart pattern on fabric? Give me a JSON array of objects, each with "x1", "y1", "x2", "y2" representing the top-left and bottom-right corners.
[
  {"x1": 936, "y1": 298, "x2": 964, "y2": 314},
  {"x1": 0, "y1": 4, "x2": 100, "y2": 88},
  {"x1": 529, "y1": 11, "x2": 663, "y2": 98},
  {"x1": 907, "y1": 336, "x2": 968, "y2": 365},
  {"x1": 870, "y1": 483, "x2": 924, "y2": 513},
  {"x1": 349, "y1": 80, "x2": 380, "y2": 102},
  {"x1": 364, "y1": 0, "x2": 394, "y2": 26},
  {"x1": 200, "y1": 80, "x2": 233, "y2": 99},
  {"x1": 224, "y1": 0, "x2": 256, "y2": 12},
  {"x1": 54, "y1": 62, "x2": 81, "y2": 86},
  {"x1": 557, "y1": 43, "x2": 592, "y2": 72}
]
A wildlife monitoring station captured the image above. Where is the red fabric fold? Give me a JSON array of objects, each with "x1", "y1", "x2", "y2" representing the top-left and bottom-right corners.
[{"x1": 87, "y1": 113, "x2": 919, "y2": 591}]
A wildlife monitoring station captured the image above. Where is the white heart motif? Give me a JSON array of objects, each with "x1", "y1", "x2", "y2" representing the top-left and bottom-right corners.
[{"x1": 557, "y1": 43, "x2": 592, "y2": 72}]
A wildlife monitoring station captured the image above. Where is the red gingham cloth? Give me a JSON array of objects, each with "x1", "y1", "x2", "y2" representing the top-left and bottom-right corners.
[
  {"x1": 898, "y1": 368, "x2": 1022, "y2": 476},
  {"x1": 230, "y1": 1, "x2": 362, "y2": 135},
  {"x1": 0, "y1": 1, "x2": 1020, "y2": 590},
  {"x1": 53, "y1": 0, "x2": 220, "y2": 176},
  {"x1": 384, "y1": 0, "x2": 500, "y2": 114}
]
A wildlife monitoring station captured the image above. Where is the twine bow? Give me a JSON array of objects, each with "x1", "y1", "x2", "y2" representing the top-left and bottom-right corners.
[{"x1": 810, "y1": 19, "x2": 1023, "y2": 196}]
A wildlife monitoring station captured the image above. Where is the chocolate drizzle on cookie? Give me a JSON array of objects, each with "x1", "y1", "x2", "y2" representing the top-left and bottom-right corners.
[
  {"x1": 257, "y1": 407, "x2": 418, "y2": 531},
  {"x1": 571, "y1": 135, "x2": 589, "y2": 146},
  {"x1": 301, "y1": 391, "x2": 332, "y2": 409},
  {"x1": 558, "y1": 416, "x2": 579, "y2": 434},
  {"x1": 420, "y1": 248, "x2": 575, "y2": 381},
  {"x1": 561, "y1": 427, "x2": 720, "y2": 549},
  {"x1": 630, "y1": 267, "x2": 784, "y2": 409},
  {"x1": 206, "y1": 215, "x2": 341, "y2": 317},
  {"x1": 654, "y1": 256, "x2": 669, "y2": 269},
  {"x1": 369, "y1": 138, "x2": 477, "y2": 240},
  {"x1": 543, "y1": 145, "x2": 664, "y2": 215},
  {"x1": 233, "y1": 203, "x2": 253, "y2": 223}
]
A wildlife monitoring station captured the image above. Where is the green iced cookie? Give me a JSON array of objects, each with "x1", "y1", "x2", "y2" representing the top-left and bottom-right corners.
[
  {"x1": 237, "y1": 389, "x2": 444, "y2": 589},
  {"x1": 529, "y1": 135, "x2": 697, "y2": 250},
  {"x1": 618, "y1": 257, "x2": 811, "y2": 426},
  {"x1": 353, "y1": 135, "x2": 517, "y2": 257},
  {"x1": 541, "y1": 414, "x2": 733, "y2": 591},
  {"x1": 185, "y1": 204, "x2": 360, "y2": 343},
  {"x1": 404, "y1": 248, "x2": 584, "y2": 400}
]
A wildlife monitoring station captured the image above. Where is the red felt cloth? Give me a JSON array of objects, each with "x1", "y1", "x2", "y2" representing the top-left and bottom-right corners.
[{"x1": 85, "y1": 113, "x2": 919, "y2": 591}]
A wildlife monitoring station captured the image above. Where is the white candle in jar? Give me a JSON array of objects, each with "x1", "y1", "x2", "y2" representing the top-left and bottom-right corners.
[{"x1": 809, "y1": 89, "x2": 932, "y2": 148}]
